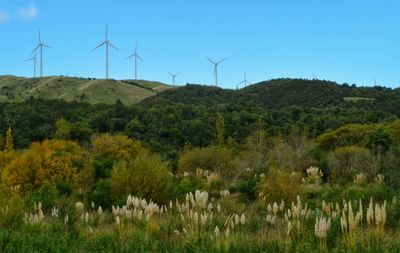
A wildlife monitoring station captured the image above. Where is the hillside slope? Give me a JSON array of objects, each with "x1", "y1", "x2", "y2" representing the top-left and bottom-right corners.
[
  {"x1": 0, "y1": 75, "x2": 172, "y2": 105},
  {"x1": 142, "y1": 79, "x2": 400, "y2": 115}
]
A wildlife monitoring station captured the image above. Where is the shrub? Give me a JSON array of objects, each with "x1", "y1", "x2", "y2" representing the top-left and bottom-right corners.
[
  {"x1": 26, "y1": 183, "x2": 58, "y2": 210},
  {"x1": 234, "y1": 175, "x2": 259, "y2": 200},
  {"x1": 327, "y1": 146, "x2": 371, "y2": 184},
  {"x1": 260, "y1": 169, "x2": 304, "y2": 202},
  {"x1": 90, "y1": 179, "x2": 112, "y2": 209},
  {"x1": 110, "y1": 151, "x2": 172, "y2": 203},
  {"x1": 56, "y1": 179, "x2": 73, "y2": 197},
  {"x1": 92, "y1": 159, "x2": 114, "y2": 179},
  {"x1": 2, "y1": 140, "x2": 84, "y2": 192},
  {"x1": 178, "y1": 145, "x2": 236, "y2": 179},
  {"x1": 169, "y1": 177, "x2": 205, "y2": 200}
]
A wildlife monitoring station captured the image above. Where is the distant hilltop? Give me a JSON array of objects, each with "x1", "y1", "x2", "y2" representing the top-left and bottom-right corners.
[{"x1": 0, "y1": 75, "x2": 172, "y2": 105}]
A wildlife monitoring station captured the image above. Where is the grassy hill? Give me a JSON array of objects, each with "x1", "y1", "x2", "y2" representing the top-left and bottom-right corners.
[{"x1": 0, "y1": 75, "x2": 172, "y2": 105}]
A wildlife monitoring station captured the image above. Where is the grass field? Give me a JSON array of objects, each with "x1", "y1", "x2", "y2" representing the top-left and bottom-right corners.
[{"x1": 0, "y1": 75, "x2": 172, "y2": 105}]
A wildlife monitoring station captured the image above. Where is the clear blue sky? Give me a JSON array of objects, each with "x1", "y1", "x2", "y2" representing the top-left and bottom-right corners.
[{"x1": 1, "y1": 0, "x2": 400, "y2": 89}]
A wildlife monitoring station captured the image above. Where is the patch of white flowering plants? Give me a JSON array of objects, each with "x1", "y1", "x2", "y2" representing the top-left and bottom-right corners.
[
  {"x1": 172, "y1": 190, "x2": 246, "y2": 242},
  {"x1": 17, "y1": 186, "x2": 392, "y2": 251}
]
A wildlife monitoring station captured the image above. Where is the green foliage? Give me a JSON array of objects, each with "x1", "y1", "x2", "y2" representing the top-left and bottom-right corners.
[
  {"x1": 178, "y1": 145, "x2": 237, "y2": 179},
  {"x1": 327, "y1": 146, "x2": 371, "y2": 183},
  {"x1": 215, "y1": 114, "x2": 226, "y2": 146},
  {"x1": 110, "y1": 151, "x2": 172, "y2": 203},
  {"x1": 54, "y1": 118, "x2": 71, "y2": 140},
  {"x1": 55, "y1": 179, "x2": 73, "y2": 197},
  {"x1": 170, "y1": 177, "x2": 205, "y2": 199},
  {"x1": 26, "y1": 183, "x2": 58, "y2": 210},
  {"x1": 92, "y1": 159, "x2": 114, "y2": 179},
  {"x1": 260, "y1": 169, "x2": 304, "y2": 202},
  {"x1": 233, "y1": 175, "x2": 259, "y2": 200},
  {"x1": 90, "y1": 179, "x2": 112, "y2": 209}
]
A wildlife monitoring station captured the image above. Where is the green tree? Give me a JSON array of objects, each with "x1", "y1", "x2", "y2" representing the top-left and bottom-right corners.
[
  {"x1": 215, "y1": 114, "x2": 226, "y2": 146},
  {"x1": 54, "y1": 118, "x2": 71, "y2": 140},
  {"x1": 110, "y1": 151, "x2": 172, "y2": 203}
]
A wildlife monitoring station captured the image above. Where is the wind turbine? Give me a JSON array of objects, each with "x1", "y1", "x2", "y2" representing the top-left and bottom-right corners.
[
  {"x1": 30, "y1": 29, "x2": 51, "y2": 78},
  {"x1": 125, "y1": 43, "x2": 142, "y2": 80},
  {"x1": 26, "y1": 53, "x2": 38, "y2": 78},
  {"x1": 168, "y1": 71, "x2": 180, "y2": 86},
  {"x1": 206, "y1": 57, "x2": 227, "y2": 86},
  {"x1": 92, "y1": 25, "x2": 118, "y2": 80},
  {"x1": 238, "y1": 71, "x2": 251, "y2": 88}
]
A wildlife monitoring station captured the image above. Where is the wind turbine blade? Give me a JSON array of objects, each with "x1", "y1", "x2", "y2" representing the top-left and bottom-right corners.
[
  {"x1": 217, "y1": 58, "x2": 227, "y2": 64},
  {"x1": 30, "y1": 44, "x2": 40, "y2": 55},
  {"x1": 105, "y1": 24, "x2": 108, "y2": 40},
  {"x1": 206, "y1": 57, "x2": 216, "y2": 64},
  {"x1": 176, "y1": 72, "x2": 181, "y2": 76},
  {"x1": 108, "y1": 41, "x2": 118, "y2": 50},
  {"x1": 92, "y1": 41, "x2": 106, "y2": 51},
  {"x1": 168, "y1": 71, "x2": 173, "y2": 76},
  {"x1": 43, "y1": 44, "x2": 52, "y2": 49},
  {"x1": 26, "y1": 58, "x2": 35, "y2": 61},
  {"x1": 125, "y1": 54, "x2": 134, "y2": 60},
  {"x1": 136, "y1": 54, "x2": 143, "y2": 61},
  {"x1": 38, "y1": 29, "x2": 41, "y2": 42},
  {"x1": 238, "y1": 80, "x2": 245, "y2": 85},
  {"x1": 135, "y1": 43, "x2": 138, "y2": 52}
]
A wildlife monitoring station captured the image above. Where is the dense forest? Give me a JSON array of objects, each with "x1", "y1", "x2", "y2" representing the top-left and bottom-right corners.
[{"x1": 0, "y1": 79, "x2": 400, "y2": 252}]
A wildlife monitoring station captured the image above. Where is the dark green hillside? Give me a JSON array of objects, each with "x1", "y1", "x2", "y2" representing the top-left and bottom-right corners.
[{"x1": 143, "y1": 79, "x2": 400, "y2": 115}]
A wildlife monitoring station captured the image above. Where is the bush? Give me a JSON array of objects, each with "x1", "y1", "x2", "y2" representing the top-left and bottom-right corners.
[
  {"x1": 90, "y1": 179, "x2": 112, "y2": 209},
  {"x1": 169, "y1": 177, "x2": 205, "y2": 200},
  {"x1": 260, "y1": 169, "x2": 304, "y2": 202},
  {"x1": 56, "y1": 179, "x2": 73, "y2": 197},
  {"x1": 233, "y1": 175, "x2": 259, "y2": 200},
  {"x1": 2, "y1": 140, "x2": 84, "y2": 192},
  {"x1": 178, "y1": 145, "x2": 236, "y2": 179},
  {"x1": 26, "y1": 183, "x2": 58, "y2": 210},
  {"x1": 110, "y1": 151, "x2": 172, "y2": 203},
  {"x1": 92, "y1": 159, "x2": 114, "y2": 179},
  {"x1": 327, "y1": 146, "x2": 372, "y2": 184}
]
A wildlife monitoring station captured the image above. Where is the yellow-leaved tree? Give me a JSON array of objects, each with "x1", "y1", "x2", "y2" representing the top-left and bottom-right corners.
[
  {"x1": 4, "y1": 127, "x2": 13, "y2": 151},
  {"x1": 2, "y1": 139, "x2": 85, "y2": 192},
  {"x1": 91, "y1": 133, "x2": 142, "y2": 160}
]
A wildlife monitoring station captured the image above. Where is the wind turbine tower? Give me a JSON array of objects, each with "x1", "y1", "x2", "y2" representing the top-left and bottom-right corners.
[
  {"x1": 126, "y1": 43, "x2": 142, "y2": 80},
  {"x1": 31, "y1": 29, "x2": 51, "y2": 78},
  {"x1": 92, "y1": 25, "x2": 118, "y2": 79},
  {"x1": 238, "y1": 71, "x2": 251, "y2": 88},
  {"x1": 168, "y1": 71, "x2": 180, "y2": 86},
  {"x1": 26, "y1": 53, "x2": 38, "y2": 78},
  {"x1": 206, "y1": 57, "x2": 227, "y2": 86}
]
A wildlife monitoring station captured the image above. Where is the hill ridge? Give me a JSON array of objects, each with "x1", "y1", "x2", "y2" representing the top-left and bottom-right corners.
[{"x1": 0, "y1": 75, "x2": 171, "y2": 105}]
